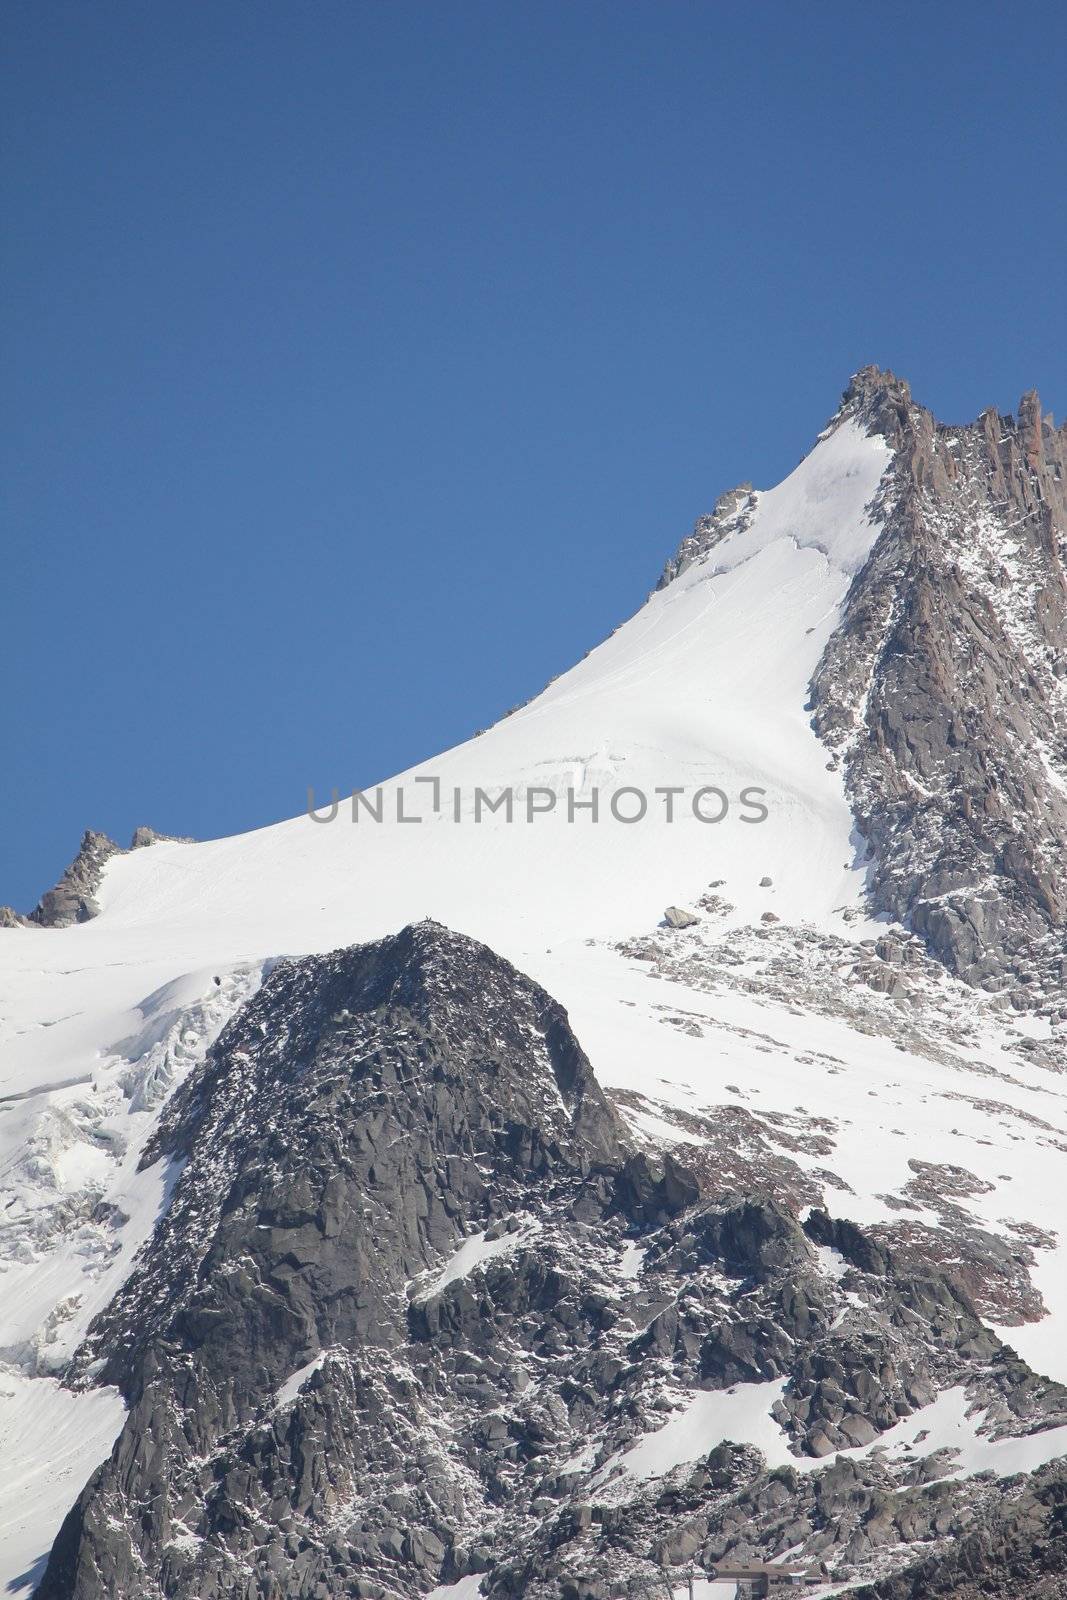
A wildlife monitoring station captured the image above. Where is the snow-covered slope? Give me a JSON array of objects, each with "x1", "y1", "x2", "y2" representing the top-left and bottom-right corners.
[
  {"x1": 2, "y1": 380, "x2": 1066, "y2": 1598},
  {"x1": 61, "y1": 415, "x2": 888, "y2": 965}
]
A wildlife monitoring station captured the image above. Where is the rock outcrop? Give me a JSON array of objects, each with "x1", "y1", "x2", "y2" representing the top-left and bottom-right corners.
[
  {"x1": 28, "y1": 826, "x2": 191, "y2": 927},
  {"x1": 854, "y1": 1458, "x2": 1067, "y2": 1599},
  {"x1": 663, "y1": 906, "x2": 699, "y2": 929},
  {"x1": 29, "y1": 829, "x2": 124, "y2": 927}
]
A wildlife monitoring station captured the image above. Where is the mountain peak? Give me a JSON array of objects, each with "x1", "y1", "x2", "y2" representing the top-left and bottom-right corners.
[
  {"x1": 835, "y1": 364, "x2": 915, "y2": 441},
  {"x1": 6, "y1": 364, "x2": 1067, "y2": 1600},
  {"x1": 843, "y1": 363, "x2": 912, "y2": 408}
]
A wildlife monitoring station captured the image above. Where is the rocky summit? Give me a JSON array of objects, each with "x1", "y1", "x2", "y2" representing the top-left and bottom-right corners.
[{"x1": 2, "y1": 371, "x2": 1066, "y2": 1600}]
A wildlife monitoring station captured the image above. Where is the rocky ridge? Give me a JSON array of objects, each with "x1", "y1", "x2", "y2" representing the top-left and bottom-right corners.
[
  {"x1": 0, "y1": 826, "x2": 192, "y2": 930},
  {"x1": 808, "y1": 369, "x2": 1067, "y2": 986}
]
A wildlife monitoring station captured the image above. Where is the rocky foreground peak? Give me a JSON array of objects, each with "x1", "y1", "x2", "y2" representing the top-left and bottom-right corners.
[
  {"x1": 69, "y1": 923, "x2": 628, "y2": 1402},
  {"x1": 36, "y1": 924, "x2": 1067, "y2": 1600}
]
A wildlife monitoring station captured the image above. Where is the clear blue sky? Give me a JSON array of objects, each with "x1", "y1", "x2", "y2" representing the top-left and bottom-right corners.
[{"x1": 2, "y1": 1, "x2": 1065, "y2": 912}]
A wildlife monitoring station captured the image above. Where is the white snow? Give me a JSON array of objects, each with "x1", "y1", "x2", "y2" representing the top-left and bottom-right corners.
[
  {"x1": 619, "y1": 1242, "x2": 647, "y2": 1280},
  {"x1": 274, "y1": 1351, "x2": 328, "y2": 1409},
  {"x1": 598, "y1": 1369, "x2": 1067, "y2": 1491},
  {"x1": 0, "y1": 965, "x2": 262, "y2": 1592},
  {"x1": 858, "y1": 1384, "x2": 1067, "y2": 1480},
  {"x1": 0, "y1": 1368, "x2": 125, "y2": 1596},
  {"x1": 704, "y1": 417, "x2": 890, "y2": 577},
  {"x1": 608, "y1": 1381, "x2": 801, "y2": 1481},
  {"x1": 814, "y1": 1245, "x2": 849, "y2": 1282},
  {"x1": 413, "y1": 1220, "x2": 539, "y2": 1302},
  {"x1": 425, "y1": 1577, "x2": 485, "y2": 1600},
  {"x1": 994, "y1": 1250, "x2": 1067, "y2": 1384},
  {"x1": 538, "y1": 938, "x2": 1067, "y2": 1376},
  {"x1": 596, "y1": 1378, "x2": 1067, "y2": 1493}
]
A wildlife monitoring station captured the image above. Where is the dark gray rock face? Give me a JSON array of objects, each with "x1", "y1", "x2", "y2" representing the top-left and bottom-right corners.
[
  {"x1": 34, "y1": 924, "x2": 1067, "y2": 1599},
  {"x1": 74, "y1": 920, "x2": 626, "y2": 1399},
  {"x1": 41, "y1": 923, "x2": 629, "y2": 1598},
  {"x1": 809, "y1": 368, "x2": 1067, "y2": 985},
  {"x1": 854, "y1": 1458, "x2": 1067, "y2": 1599}
]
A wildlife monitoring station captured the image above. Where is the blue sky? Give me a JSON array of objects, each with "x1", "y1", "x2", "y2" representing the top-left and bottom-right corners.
[{"x1": 2, "y1": 1, "x2": 1065, "y2": 912}]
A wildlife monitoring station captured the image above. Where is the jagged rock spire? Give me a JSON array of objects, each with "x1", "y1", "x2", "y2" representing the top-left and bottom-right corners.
[{"x1": 836, "y1": 365, "x2": 914, "y2": 442}]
